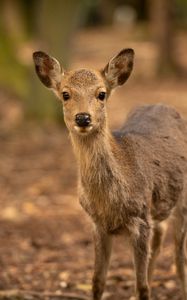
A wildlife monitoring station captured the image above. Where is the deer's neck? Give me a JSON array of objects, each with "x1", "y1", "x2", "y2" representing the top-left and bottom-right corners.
[{"x1": 70, "y1": 127, "x2": 128, "y2": 191}]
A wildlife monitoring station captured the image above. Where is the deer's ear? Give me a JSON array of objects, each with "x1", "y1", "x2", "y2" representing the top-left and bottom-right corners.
[
  {"x1": 102, "y1": 48, "x2": 134, "y2": 89},
  {"x1": 33, "y1": 51, "x2": 63, "y2": 90}
]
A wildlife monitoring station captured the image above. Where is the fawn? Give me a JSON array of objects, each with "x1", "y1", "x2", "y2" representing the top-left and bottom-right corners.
[{"x1": 33, "y1": 49, "x2": 187, "y2": 300}]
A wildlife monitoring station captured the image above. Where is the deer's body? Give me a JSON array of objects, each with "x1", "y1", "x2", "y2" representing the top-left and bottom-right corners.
[
  {"x1": 33, "y1": 49, "x2": 187, "y2": 300},
  {"x1": 76, "y1": 104, "x2": 187, "y2": 235}
]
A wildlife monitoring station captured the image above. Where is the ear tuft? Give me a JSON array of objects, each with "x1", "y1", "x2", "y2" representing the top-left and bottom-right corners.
[
  {"x1": 33, "y1": 51, "x2": 62, "y2": 89},
  {"x1": 103, "y1": 48, "x2": 134, "y2": 89}
]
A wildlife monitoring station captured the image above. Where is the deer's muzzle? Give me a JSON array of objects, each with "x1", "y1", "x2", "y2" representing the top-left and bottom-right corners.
[{"x1": 75, "y1": 113, "x2": 91, "y2": 127}]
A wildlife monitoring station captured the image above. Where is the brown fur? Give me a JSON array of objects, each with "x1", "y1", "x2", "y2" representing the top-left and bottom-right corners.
[{"x1": 33, "y1": 49, "x2": 187, "y2": 300}]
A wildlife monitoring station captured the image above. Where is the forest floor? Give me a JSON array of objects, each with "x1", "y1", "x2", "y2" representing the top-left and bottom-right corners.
[{"x1": 0, "y1": 27, "x2": 187, "y2": 300}]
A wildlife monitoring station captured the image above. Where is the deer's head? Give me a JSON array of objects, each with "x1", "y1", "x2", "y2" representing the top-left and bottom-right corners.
[{"x1": 33, "y1": 49, "x2": 134, "y2": 136}]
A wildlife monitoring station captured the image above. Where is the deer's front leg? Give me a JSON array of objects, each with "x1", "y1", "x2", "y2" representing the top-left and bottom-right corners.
[
  {"x1": 132, "y1": 222, "x2": 151, "y2": 300},
  {"x1": 92, "y1": 227, "x2": 113, "y2": 300}
]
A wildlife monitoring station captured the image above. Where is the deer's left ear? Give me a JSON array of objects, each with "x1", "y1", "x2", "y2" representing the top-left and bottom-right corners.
[
  {"x1": 33, "y1": 51, "x2": 63, "y2": 90},
  {"x1": 102, "y1": 48, "x2": 134, "y2": 89}
]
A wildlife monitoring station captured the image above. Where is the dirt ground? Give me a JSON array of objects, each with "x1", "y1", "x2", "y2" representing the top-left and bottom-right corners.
[{"x1": 0, "y1": 27, "x2": 187, "y2": 300}]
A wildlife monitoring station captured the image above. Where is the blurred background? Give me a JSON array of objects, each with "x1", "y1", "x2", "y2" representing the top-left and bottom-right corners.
[{"x1": 0, "y1": 1, "x2": 187, "y2": 299}]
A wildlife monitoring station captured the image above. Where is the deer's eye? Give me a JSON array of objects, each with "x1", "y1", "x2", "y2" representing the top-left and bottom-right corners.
[
  {"x1": 98, "y1": 91, "x2": 106, "y2": 101},
  {"x1": 62, "y1": 91, "x2": 70, "y2": 101}
]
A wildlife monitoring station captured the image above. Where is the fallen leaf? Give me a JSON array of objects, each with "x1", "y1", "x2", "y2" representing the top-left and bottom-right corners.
[{"x1": 76, "y1": 283, "x2": 92, "y2": 291}]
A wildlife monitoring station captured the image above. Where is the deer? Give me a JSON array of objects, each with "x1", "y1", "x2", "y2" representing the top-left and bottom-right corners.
[{"x1": 33, "y1": 48, "x2": 187, "y2": 300}]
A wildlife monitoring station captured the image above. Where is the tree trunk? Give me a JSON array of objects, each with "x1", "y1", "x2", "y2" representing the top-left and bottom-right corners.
[
  {"x1": 100, "y1": 0, "x2": 118, "y2": 25},
  {"x1": 148, "y1": 0, "x2": 181, "y2": 76}
]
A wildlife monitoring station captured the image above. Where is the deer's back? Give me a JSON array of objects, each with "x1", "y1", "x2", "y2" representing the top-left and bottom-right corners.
[
  {"x1": 114, "y1": 104, "x2": 187, "y2": 221},
  {"x1": 121, "y1": 103, "x2": 187, "y2": 137}
]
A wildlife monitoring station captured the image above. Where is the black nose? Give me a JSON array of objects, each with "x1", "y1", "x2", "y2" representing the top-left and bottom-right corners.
[{"x1": 75, "y1": 113, "x2": 91, "y2": 127}]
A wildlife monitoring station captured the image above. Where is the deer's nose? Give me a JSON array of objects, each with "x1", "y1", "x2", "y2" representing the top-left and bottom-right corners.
[{"x1": 75, "y1": 113, "x2": 91, "y2": 127}]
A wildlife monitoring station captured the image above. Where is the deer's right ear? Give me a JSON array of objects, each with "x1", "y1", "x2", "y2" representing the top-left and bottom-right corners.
[{"x1": 33, "y1": 51, "x2": 63, "y2": 90}]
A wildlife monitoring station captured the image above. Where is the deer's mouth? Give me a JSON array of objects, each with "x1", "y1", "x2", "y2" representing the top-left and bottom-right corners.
[{"x1": 74, "y1": 124, "x2": 93, "y2": 134}]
